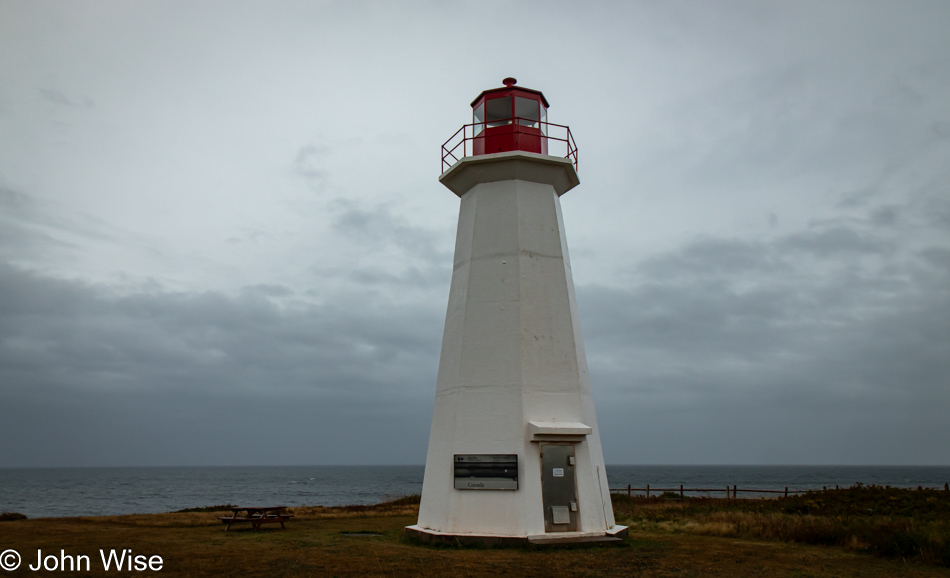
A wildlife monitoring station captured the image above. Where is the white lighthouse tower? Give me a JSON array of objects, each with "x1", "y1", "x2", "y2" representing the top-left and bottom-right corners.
[{"x1": 406, "y1": 79, "x2": 627, "y2": 544}]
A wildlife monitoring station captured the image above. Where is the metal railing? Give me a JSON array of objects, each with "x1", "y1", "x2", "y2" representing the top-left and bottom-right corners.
[{"x1": 441, "y1": 118, "x2": 578, "y2": 174}]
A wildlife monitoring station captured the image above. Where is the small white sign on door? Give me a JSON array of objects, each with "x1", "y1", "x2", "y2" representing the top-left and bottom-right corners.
[{"x1": 552, "y1": 468, "x2": 564, "y2": 477}]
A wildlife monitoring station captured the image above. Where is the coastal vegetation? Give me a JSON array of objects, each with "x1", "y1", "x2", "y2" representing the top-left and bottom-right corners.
[{"x1": 612, "y1": 484, "x2": 950, "y2": 567}]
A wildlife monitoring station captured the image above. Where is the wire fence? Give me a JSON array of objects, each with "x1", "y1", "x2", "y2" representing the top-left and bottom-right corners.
[{"x1": 610, "y1": 482, "x2": 950, "y2": 499}]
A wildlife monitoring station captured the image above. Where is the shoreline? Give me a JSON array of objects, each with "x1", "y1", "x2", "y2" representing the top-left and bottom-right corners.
[{"x1": 4, "y1": 463, "x2": 949, "y2": 519}]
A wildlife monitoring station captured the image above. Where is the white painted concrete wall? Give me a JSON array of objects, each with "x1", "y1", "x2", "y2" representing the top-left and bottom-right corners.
[{"x1": 416, "y1": 153, "x2": 616, "y2": 538}]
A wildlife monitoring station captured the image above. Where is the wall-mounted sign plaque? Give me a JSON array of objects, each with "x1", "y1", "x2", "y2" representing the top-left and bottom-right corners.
[{"x1": 454, "y1": 454, "x2": 518, "y2": 490}]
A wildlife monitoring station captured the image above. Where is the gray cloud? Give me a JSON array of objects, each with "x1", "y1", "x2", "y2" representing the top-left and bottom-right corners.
[
  {"x1": 779, "y1": 226, "x2": 891, "y2": 257},
  {"x1": 580, "y1": 192, "x2": 950, "y2": 465},
  {"x1": 293, "y1": 144, "x2": 330, "y2": 192},
  {"x1": 0, "y1": 186, "x2": 140, "y2": 264},
  {"x1": 37, "y1": 87, "x2": 94, "y2": 109},
  {"x1": 0, "y1": 262, "x2": 442, "y2": 466},
  {"x1": 330, "y1": 201, "x2": 452, "y2": 260}
]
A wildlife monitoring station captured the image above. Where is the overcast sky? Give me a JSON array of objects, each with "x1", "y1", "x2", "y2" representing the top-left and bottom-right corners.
[{"x1": 1, "y1": 1, "x2": 948, "y2": 468}]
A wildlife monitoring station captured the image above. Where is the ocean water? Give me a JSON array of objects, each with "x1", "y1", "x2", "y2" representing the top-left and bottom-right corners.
[
  {"x1": 0, "y1": 466, "x2": 424, "y2": 518},
  {"x1": 1, "y1": 465, "x2": 947, "y2": 518}
]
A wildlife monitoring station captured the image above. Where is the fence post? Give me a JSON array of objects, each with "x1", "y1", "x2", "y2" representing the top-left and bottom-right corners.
[
  {"x1": 726, "y1": 485, "x2": 729, "y2": 499},
  {"x1": 627, "y1": 484, "x2": 631, "y2": 497},
  {"x1": 945, "y1": 483, "x2": 948, "y2": 491},
  {"x1": 784, "y1": 486, "x2": 788, "y2": 498},
  {"x1": 733, "y1": 485, "x2": 737, "y2": 499},
  {"x1": 823, "y1": 486, "x2": 827, "y2": 491},
  {"x1": 680, "y1": 484, "x2": 684, "y2": 498},
  {"x1": 646, "y1": 484, "x2": 650, "y2": 498}
]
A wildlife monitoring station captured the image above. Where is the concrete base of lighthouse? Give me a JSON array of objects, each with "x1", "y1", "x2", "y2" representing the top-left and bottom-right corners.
[
  {"x1": 405, "y1": 524, "x2": 629, "y2": 546},
  {"x1": 409, "y1": 152, "x2": 626, "y2": 544}
]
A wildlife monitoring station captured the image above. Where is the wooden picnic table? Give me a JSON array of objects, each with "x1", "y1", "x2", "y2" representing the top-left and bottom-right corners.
[{"x1": 219, "y1": 506, "x2": 293, "y2": 531}]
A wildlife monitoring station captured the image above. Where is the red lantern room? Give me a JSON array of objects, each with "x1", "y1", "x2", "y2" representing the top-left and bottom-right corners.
[
  {"x1": 471, "y1": 77, "x2": 549, "y2": 156},
  {"x1": 441, "y1": 78, "x2": 577, "y2": 174}
]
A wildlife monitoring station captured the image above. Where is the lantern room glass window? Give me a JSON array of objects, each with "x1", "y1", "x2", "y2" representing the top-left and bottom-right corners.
[
  {"x1": 486, "y1": 97, "x2": 512, "y2": 127},
  {"x1": 515, "y1": 96, "x2": 539, "y2": 127},
  {"x1": 473, "y1": 103, "x2": 485, "y2": 136}
]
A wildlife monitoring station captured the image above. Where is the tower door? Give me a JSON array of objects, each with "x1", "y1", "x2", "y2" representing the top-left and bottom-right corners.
[{"x1": 540, "y1": 443, "x2": 578, "y2": 532}]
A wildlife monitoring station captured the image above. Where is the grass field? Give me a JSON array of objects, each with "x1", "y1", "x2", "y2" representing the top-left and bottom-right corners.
[{"x1": 1, "y1": 488, "x2": 948, "y2": 577}]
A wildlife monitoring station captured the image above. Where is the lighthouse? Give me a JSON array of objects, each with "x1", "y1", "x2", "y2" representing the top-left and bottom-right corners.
[{"x1": 406, "y1": 79, "x2": 627, "y2": 544}]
